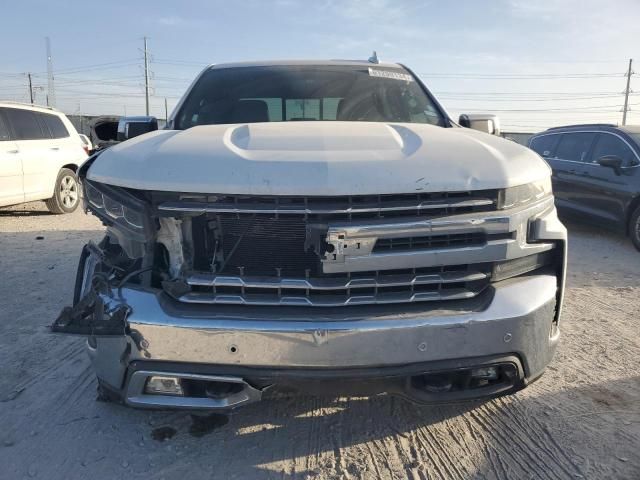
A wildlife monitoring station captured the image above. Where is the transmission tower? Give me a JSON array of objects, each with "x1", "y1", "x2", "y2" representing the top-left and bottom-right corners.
[
  {"x1": 622, "y1": 59, "x2": 633, "y2": 126},
  {"x1": 45, "y1": 37, "x2": 56, "y2": 107}
]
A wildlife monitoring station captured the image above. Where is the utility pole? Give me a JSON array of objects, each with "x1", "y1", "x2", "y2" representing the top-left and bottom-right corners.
[
  {"x1": 143, "y1": 36, "x2": 150, "y2": 116},
  {"x1": 27, "y1": 73, "x2": 34, "y2": 104},
  {"x1": 164, "y1": 97, "x2": 168, "y2": 122},
  {"x1": 622, "y1": 58, "x2": 633, "y2": 126},
  {"x1": 45, "y1": 37, "x2": 56, "y2": 107}
]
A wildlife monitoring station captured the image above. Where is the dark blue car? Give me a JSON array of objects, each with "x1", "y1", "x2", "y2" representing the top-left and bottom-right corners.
[{"x1": 529, "y1": 124, "x2": 640, "y2": 250}]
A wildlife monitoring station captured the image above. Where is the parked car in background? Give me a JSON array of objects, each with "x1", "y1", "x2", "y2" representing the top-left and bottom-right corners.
[
  {"x1": 79, "y1": 133, "x2": 92, "y2": 155},
  {"x1": 0, "y1": 102, "x2": 87, "y2": 213},
  {"x1": 529, "y1": 124, "x2": 640, "y2": 250},
  {"x1": 53, "y1": 59, "x2": 566, "y2": 412}
]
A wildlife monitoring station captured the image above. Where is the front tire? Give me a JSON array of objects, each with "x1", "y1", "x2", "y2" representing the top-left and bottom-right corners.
[
  {"x1": 629, "y1": 205, "x2": 640, "y2": 251},
  {"x1": 45, "y1": 168, "x2": 80, "y2": 214}
]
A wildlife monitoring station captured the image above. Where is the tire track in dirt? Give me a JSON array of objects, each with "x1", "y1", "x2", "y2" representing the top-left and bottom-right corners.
[
  {"x1": 469, "y1": 399, "x2": 582, "y2": 480},
  {"x1": 461, "y1": 413, "x2": 510, "y2": 478},
  {"x1": 3, "y1": 340, "x2": 85, "y2": 399}
]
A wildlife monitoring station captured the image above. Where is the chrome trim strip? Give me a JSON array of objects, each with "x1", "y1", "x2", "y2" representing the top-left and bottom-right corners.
[
  {"x1": 322, "y1": 198, "x2": 555, "y2": 272},
  {"x1": 185, "y1": 270, "x2": 488, "y2": 290},
  {"x1": 157, "y1": 197, "x2": 495, "y2": 215},
  {"x1": 177, "y1": 287, "x2": 479, "y2": 307}
]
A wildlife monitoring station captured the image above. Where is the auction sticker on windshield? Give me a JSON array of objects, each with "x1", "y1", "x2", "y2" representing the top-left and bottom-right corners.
[{"x1": 368, "y1": 68, "x2": 414, "y2": 82}]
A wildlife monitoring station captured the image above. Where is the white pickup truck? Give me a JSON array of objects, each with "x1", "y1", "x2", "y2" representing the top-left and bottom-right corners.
[{"x1": 53, "y1": 59, "x2": 566, "y2": 411}]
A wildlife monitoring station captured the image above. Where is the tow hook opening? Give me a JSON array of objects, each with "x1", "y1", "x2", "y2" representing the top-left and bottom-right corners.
[{"x1": 410, "y1": 363, "x2": 519, "y2": 397}]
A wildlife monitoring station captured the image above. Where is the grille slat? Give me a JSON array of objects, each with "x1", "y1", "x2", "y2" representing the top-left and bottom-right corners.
[
  {"x1": 178, "y1": 287, "x2": 478, "y2": 307},
  {"x1": 186, "y1": 270, "x2": 488, "y2": 290},
  {"x1": 158, "y1": 191, "x2": 498, "y2": 219},
  {"x1": 167, "y1": 267, "x2": 490, "y2": 307}
]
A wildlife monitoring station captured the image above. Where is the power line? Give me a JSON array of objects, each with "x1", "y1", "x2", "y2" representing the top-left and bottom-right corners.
[
  {"x1": 417, "y1": 72, "x2": 623, "y2": 79},
  {"x1": 433, "y1": 90, "x2": 620, "y2": 95},
  {"x1": 445, "y1": 103, "x2": 637, "y2": 112},
  {"x1": 437, "y1": 94, "x2": 623, "y2": 102},
  {"x1": 49, "y1": 59, "x2": 140, "y2": 75}
]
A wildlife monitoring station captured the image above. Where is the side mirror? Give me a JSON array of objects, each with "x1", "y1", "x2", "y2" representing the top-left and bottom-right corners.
[
  {"x1": 597, "y1": 155, "x2": 623, "y2": 174},
  {"x1": 459, "y1": 114, "x2": 501, "y2": 136},
  {"x1": 117, "y1": 116, "x2": 158, "y2": 141}
]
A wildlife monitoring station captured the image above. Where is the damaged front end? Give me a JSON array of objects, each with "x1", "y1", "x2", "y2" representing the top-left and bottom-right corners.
[
  {"x1": 51, "y1": 164, "x2": 270, "y2": 409},
  {"x1": 52, "y1": 156, "x2": 156, "y2": 337},
  {"x1": 52, "y1": 159, "x2": 565, "y2": 410}
]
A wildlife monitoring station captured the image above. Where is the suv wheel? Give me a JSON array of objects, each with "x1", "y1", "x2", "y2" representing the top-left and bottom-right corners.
[
  {"x1": 630, "y1": 204, "x2": 640, "y2": 251},
  {"x1": 46, "y1": 168, "x2": 80, "y2": 214}
]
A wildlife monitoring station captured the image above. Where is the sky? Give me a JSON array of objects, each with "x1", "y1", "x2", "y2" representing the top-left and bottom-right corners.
[{"x1": 1, "y1": 0, "x2": 640, "y2": 132}]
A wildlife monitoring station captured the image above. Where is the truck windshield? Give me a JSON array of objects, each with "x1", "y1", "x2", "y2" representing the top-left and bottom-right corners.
[{"x1": 174, "y1": 65, "x2": 447, "y2": 129}]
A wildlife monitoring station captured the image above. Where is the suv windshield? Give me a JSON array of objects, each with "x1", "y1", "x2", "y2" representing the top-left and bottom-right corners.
[{"x1": 175, "y1": 65, "x2": 446, "y2": 129}]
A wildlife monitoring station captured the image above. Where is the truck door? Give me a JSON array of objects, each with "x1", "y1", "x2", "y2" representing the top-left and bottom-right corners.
[
  {"x1": 573, "y1": 132, "x2": 640, "y2": 231},
  {"x1": 548, "y1": 132, "x2": 597, "y2": 218}
]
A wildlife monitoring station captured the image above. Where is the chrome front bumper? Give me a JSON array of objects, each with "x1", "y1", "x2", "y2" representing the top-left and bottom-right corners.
[
  {"x1": 88, "y1": 273, "x2": 560, "y2": 408},
  {"x1": 78, "y1": 201, "x2": 566, "y2": 410}
]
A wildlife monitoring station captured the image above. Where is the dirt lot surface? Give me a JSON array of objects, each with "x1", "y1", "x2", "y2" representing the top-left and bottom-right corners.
[{"x1": 0, "y1": 202, "x2": 638, "y2": 480}]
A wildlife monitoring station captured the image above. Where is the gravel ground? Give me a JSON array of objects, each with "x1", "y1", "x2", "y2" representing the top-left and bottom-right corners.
[{"x1": 0, "y1": 202, "x2": 638, "y2": 480}]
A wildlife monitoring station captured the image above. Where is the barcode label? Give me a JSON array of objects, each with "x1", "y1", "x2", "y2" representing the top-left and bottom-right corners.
[{"x1": 368, "y1": 68, "x2": 414, "y2": 82}]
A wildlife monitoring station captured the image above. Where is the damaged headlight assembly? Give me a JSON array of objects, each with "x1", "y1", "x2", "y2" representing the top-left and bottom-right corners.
[
  {"x1": 84, "y1": 181, "x2": 148, "y2": 235},
  {"x1": 51, "y1": 178, "x2": 153, "y2": 335},
  {"x1": 83, "y1": 179, "x2": 153, "y2": 258}
]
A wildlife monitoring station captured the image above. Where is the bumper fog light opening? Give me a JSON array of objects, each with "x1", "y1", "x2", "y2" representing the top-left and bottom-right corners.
[
  {"x1": 470, "y1": 367, "x2": 498, "y2": 380},
  {"x1": 145, "y1": 376, "x2": 185, "y2": 396}
]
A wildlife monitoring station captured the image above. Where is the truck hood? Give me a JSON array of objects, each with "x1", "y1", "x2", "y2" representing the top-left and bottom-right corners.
[{"x1": 87, "y1": 122, "x2": 549, "y2": 195}]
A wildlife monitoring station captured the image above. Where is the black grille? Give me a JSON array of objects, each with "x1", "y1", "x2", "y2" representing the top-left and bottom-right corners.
[
  {"x1": 217, "y1": 214, "x2": 320, "y2": 276},
  {"x1": 373, "y1": 232, "x2": 487, "y2": 253}
]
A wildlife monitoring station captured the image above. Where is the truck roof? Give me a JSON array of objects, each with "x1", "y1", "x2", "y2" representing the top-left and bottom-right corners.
[{"x1": 206, "y1": 59, "x2": 404, "y2": 70}]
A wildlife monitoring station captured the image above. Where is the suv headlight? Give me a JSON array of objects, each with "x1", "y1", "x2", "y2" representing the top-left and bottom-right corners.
[
  {"x1": 83, "y1": 179, "x2": 149, "y2": 239},
  {"x1": 498, "y1": 178, "x2": 552, "y2": 210}
]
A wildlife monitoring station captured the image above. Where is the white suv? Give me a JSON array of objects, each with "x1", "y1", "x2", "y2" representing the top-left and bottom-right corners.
[{"x1": 0, "y1": 102, "x2": 87, "y2": 213}]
